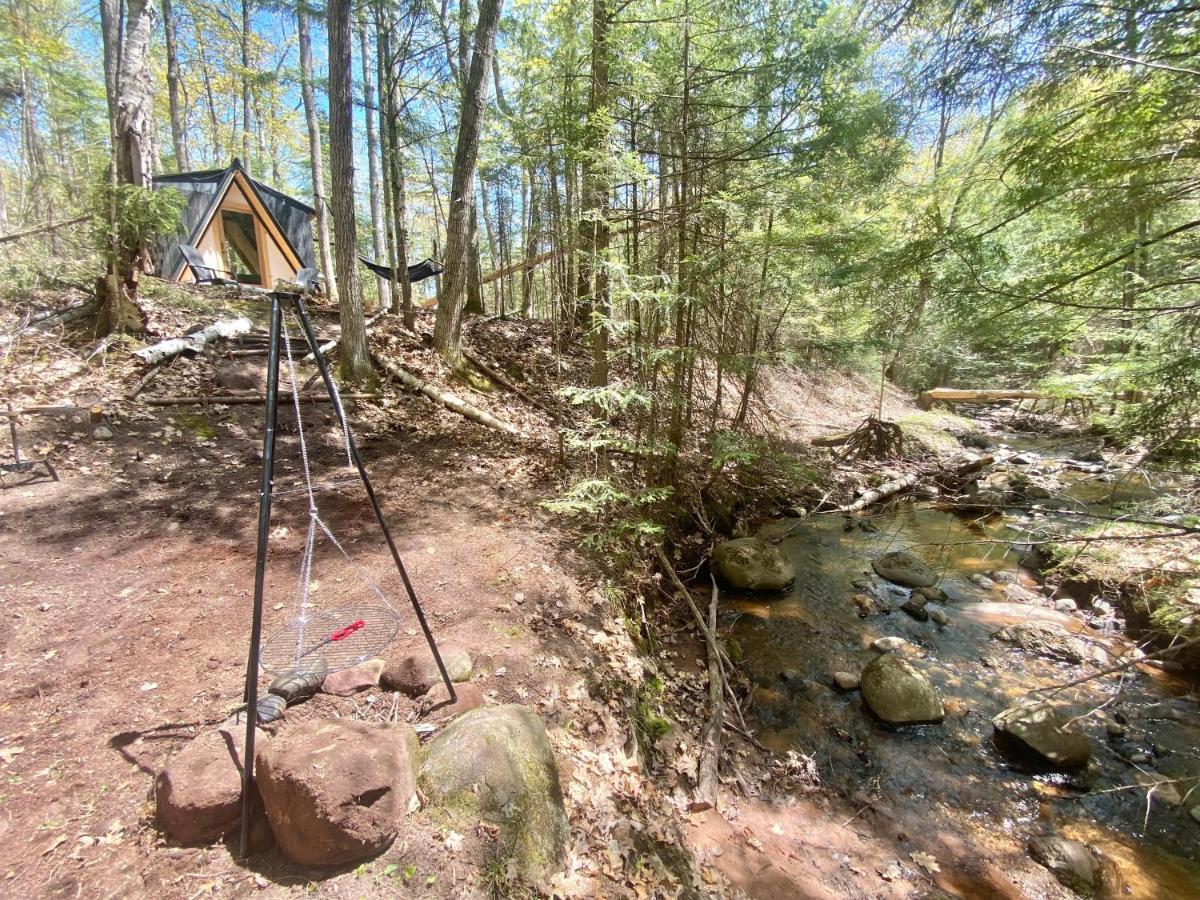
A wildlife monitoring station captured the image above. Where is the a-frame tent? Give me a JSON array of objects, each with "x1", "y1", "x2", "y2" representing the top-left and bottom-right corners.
[{"x1": 152, "y1": 159, "x2": 316, "y2": 289}]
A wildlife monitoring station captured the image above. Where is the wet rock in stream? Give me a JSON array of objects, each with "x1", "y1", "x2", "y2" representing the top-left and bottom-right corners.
[
  {"x1": 859, "y1": 653, "x2": 944, "y2": 725},
  {"x1": 913, "y1": 584, "x2": 949, "y2": 603},
  {"x1": 712, "y1": 537, "x2": 795, "y2": 592},
  {"x1": 871, "y1": 550, "x2": 937, "y2": 588},
  {"x1": 993, "y1": 621, "x2": 1089, "y2": 664},
  {"x1": 993, "y1": 702, "x2": 1091, "y2": 770},
  {"x1": 900, "y1": 596, "x2": 929, "y2": 621},
  {"x1": 832, "y1": 671, "x2": 860, "y2": 691},
  {"x1": 1028, "y1": 834, "x2": 1124, "y2": 898}
]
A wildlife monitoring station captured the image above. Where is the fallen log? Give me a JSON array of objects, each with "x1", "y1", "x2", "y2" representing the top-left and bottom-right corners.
[
  {"x1": 0, "y1": 301, "x2": 96, "y2": 345},
  {"x1": 143, "y1": 393, "x2": 379, "y2": 406},
  {"x1": 464, "y1": 350, "x2": 560, "y2": 421},
  {"x1": 692, "y1": 574, "x2": 724, "y2": 812},
  {"x1": 0, "y1": 215, "x2": 90, "y2": 246},
  {"x1": 811, "y1": 430, "x2": 853, "y2": 448},
  {"x1": 655, "y1": 546, "x2": 751, "y2": 739},
  {"x1": 371, "y1": 354, "x2": 521, "y2": 435},
  {"x1": 133, "y1": 317, "x2": 253, "y2": 365},
  {"x1": 918, "y1": 388, "x2": 1048, "y2": 410},
  {"x1": 839, "y1": 473, "x2": 919, "y2": 512}
]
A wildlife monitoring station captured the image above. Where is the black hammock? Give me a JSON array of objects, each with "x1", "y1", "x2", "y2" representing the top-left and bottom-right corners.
[{"x1": 358, "y1": 256, "x2": 444, "y2": 284}]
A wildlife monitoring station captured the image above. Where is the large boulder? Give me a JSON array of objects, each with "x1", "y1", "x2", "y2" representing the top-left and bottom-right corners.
[
  {"x1": 993, "y1": 622, "x2": 1088, "y2": 665},
  {"x1": 419, "y1": 705, "x2": 568, "y2": 882},
  {"x1": 993, "y1": 703, "x2": 1091, "y2": 770},
  {"x1": 711, "y1": 537, "x2": 795, "y2": 592},
  {"x1": 381, "y1": 643, "x2": 472, "y2": 696},
  {"x1": 860, "y1": 653, "x2": 944, "y2": 725},
  {"x1": 156, "y1": 719, "x2": 267, "y2": 844},
  {"x1": 871, "y1": 550, "x2": 937, "y2": 589},
  {"x1": 256, "y1": 718, "x2": 419, "y2": 867}
]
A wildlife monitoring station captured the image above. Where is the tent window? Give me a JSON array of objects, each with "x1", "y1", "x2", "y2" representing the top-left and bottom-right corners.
[{"x1": 220, "y1": 210, "x2": 262, "y2": 284}]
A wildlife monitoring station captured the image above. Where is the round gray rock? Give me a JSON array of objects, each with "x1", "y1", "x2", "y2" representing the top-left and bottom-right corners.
[
  {"x1": 871, "y1": 550, "x2": 936, "y2": 589},
  {"x1": 711, "y1": 537, "x2": 795, "y2": 592},
  {"x1": 993, "y1": 703, "x2": 1091, "y2": 770},
  {"x1": 419, "y1": 704, "x2": 568, "y2": 881},
  {"x1": 860, "y1": 653, "x2": 944, "y2": 725},
  {"x1": 256, "y1": 718, "x2": 419, "y2": 867}
]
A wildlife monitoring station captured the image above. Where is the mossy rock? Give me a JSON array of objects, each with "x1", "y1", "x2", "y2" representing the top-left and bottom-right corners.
[
  {"x1": 419, "y1": 704, "x2": 568, "y2": 882},
  {"x1": 712, "y1": 537, "x2": 795, "y2": 592}
]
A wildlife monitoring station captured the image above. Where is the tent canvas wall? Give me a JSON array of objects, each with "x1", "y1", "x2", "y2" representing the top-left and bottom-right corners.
[{"x1": 153, "y1": 159, "x2": 316, "y2": 288}]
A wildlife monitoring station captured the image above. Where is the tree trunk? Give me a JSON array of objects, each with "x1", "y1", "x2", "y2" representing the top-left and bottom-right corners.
[
  {"x1": 327, "y1": 0, "x2": 372, "y2": 381},
  {"x1": 465, "y1": 203, "x2": 486, "y2": 315},
  {"x1": 358, "y1": 3, "x2": 390, "y2": 312},
  {"x1": 522, "y1": 162, "x2": 540, "y2": 317},
  {"x1": 298, "y1": 3, "x2": 338, "y2": 303},
  {"x1": 376, "y1": 1, "x2": 413, "y2": 326},
  {"x1": 431, "y1": 0, "x2": 503, "y2": 365},
  {"x1": 241, "y1": 0, "x2": 253, "y2": 171},
  {"x1": 195, "y1": 27, "x2": 222, "y2": 162},
  {"x1": 162, "y1": 0, "x2": 189, "y2": 170},
  {"x1": 99, "y1": 0, "x2": 156, "y2": 335},
  {"x1": 579, "y1": 0, "x2": 611, "y2": 386}
]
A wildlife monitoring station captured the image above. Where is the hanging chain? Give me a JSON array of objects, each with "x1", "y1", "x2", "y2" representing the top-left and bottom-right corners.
[{"x1": 280, "y1": 310, "x2": 399, "y2": 667}]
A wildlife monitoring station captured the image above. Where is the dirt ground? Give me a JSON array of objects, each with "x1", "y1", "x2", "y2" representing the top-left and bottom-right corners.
[{"x1": 2, "y1": 294, "x2": 1117, "y2": 899}]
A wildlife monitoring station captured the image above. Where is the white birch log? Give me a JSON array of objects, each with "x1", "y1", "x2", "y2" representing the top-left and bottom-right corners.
[{"x1": 133, "y1": 317, "x2": 253, "y2": 364}]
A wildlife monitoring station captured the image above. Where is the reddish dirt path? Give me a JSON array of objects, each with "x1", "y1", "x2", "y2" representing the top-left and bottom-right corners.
[{"x1": 0, "y1": 406, "x2": 608, "y2": 898}]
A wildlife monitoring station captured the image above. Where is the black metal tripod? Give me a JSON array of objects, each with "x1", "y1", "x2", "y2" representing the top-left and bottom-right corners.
[{"x1": 238, "y1": 279, "x2": 457, "y2": 858}]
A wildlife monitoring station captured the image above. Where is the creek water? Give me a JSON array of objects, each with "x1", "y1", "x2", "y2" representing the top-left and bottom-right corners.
[{"x1": 727, "y1": 431, "x2": 1199, "y2": 897}]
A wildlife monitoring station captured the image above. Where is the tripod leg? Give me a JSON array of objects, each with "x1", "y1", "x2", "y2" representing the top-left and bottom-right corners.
[
  {"x1": 239, "y1": 293, "x2": 283, "y2": 859},
  {"x1": 291, "y1": 296, "x2": 458, "y2": 704}
]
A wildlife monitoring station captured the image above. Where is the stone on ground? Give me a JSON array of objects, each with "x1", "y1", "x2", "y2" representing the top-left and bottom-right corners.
[
  {"x1": 156, "y1": 719, "x2": 266, "y2": 844},
  {"x1": 859, "y1": 653, "x2": 943, "y2": 725},
  {"x1": 832, "y1": 672, "x2": 860, "y2": 692},
  {"x1": 321, "y1": 658, "x2": 385, "y2": 696},
  {"x1": 418, "y1": 680, "x2": 484, "y2": 721},
  {"x1": 900, "y1": 597, "x2": 929, "y2": 621},
  {"x1": 711, "y1": 537, "x2": 795, "y2": 592},
  {"x1": 419, "y1": 704, "x2": 568, "y2": 882},
  {"x1": 871, "y1": 550, "x2": 936, "y2": 588},
  {"x1": 929, "y1": 607, "x2": 949, "y2": 626},
  {"x1": 993, "y1": 703, "x2": 1091, "y2": 770},
  {"x1": 993, "y1": 622, "x2": 1088, "y2": 665},
  {"x1": 871, "y1": 636, "x2": 907, "y2": 653},
  {"x1": 1028, "y1": 835, "x2": 1123, "y2": 898},
  {"x1": 215, "y1": 358, "x2": 267, "y2": 393},
  {"x1": 381, "y1": 643, "x2": 473, "y2": 696},
  {"x1": 255, "y1": 718, "x2": 419, "y2": 867}
]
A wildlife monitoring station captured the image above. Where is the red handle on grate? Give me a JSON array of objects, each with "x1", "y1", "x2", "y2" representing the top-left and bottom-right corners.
[{"x1": 331, "y1": 620, "x2": 365, "y2": 642}]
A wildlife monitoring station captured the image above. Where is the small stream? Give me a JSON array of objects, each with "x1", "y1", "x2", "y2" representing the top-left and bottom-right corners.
[{"x1": 727, "y1": 429, "x2": 1199, "y2": 897}]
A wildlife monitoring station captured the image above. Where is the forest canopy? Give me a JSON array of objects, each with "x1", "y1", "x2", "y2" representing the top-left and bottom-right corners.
[{"x1": 2, "y1": 0, "x2": 1198, "y2": 454}]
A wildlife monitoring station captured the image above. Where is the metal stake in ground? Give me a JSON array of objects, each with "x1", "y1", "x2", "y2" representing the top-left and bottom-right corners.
[
  {"x1": 238, "y1": 291, "x2": 283, "y2": 860},
  {"x1": 290, "y1": 294, "x2": 458, "y2": 705}
]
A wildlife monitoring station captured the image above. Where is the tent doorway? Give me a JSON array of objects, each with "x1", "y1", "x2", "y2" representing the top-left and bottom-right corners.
[{"x1": 219, "y1": 210, "x2": 263, "y2": 284}]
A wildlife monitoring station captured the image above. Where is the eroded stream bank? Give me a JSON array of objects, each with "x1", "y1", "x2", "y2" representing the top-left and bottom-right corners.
[{"x1": 717, "y1": 418, "x2": 1199, "y2": 898}]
